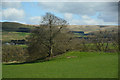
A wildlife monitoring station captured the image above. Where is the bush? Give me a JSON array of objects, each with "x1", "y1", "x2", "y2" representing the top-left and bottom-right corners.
[{"x1": 2, "y1": 45, "x2": 28, "y2": 62}]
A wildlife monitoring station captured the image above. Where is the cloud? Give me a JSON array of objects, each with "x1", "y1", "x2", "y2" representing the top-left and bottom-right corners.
[
  {"x1": 64, "y1": 13, "x2": 117, "y2": 25},
  {"x1": 38, "y1": 2, "x2": 118, "y2": 23},
  {"x1": 64, "y1": 13, "x2": 73, "y2": 20},
  {"x1": 30, "y1": 16, "x2": 41, "y2": 25},
  {"x1": 2, "y1": 0, "x2": 118, "y2": 2},
  {"x1": 1, "y1": 2, "x2": 118, "y2": 25},
  {"x1": 2, "y1": 8, "x2": 25, "y2": 21},
  {"x1": 0, "y1": 11, "x2": 2, "y2": 20},
  {"x1": 98, "y1": 11, "x2": 118, "y2": 22},
  {"x1": 2, "y1": 2, "x2": 21, "y2": 8}
]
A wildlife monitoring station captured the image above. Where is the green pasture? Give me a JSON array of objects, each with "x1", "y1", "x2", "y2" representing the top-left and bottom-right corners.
[
  {"x1": 2, "y1": 32, "x2": 30, "y2": 42},
  {"x1": 2, "y1": 51, "x2": 118, "y2": 78}
]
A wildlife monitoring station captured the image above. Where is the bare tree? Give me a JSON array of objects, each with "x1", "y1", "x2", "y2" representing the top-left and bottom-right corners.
[
  {"x1": 27, "y1": 13, "x2": 71, "y2": 61},
  {"x1": 111, "y1": 30, "x2": 119, "y2": 52},
  {"x1": 40, "y1": 13, "x2": 69, "y2": 57},
  {"x1": 91, "y1": 30, "x2": 111, "y2": 52}
]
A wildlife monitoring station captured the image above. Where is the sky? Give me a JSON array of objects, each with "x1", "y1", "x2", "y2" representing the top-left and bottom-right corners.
[{"x1": 0, "y1": 1, "x2": 118, "y2": 25}]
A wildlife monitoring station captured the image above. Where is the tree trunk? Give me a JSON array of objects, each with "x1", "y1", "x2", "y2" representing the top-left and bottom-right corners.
[
  {"x1": 104, "y1": 42, "x2": 109, "y2": 52},
  {"x1": 48, "y1": 18, "x2": 53, "y2": 57},
  {"x1": 50, "y1": 47, "x2": 53, "y2": 57},
  {"x1": 48, "y1": 46, "x2": 53, "y2": 57}
]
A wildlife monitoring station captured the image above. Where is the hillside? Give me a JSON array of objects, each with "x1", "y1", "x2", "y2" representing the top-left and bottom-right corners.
[
  {"x1": 1, "y1": 22, "x2": 118, "y2": 33},
  {"x1": 3, "y1": 51, "x2": 118, "y2": 78},
  {"x1": 2, "y1": 22, "x2": 35, "y2": 32},
  {"x1": 67, "y1": 25, "x2": 118, "y2": 33},
  {"x1": 2, "y1": 22, "x2": 118, "y2": 33},
  {"x1": 1, "y1": 22, "x2": 34, "y2": 42}
]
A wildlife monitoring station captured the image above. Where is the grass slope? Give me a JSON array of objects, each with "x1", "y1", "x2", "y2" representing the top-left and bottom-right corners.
[
  {"x1": 2, "y1": 52, "x2": 118, "y2": 78},
  {"x1": 2, "y1": 22, "x2": 34, "y2": 32},
  {"x1": 67, "y1": 25, "x2": 118, "y2": 33},
  {"x1": 2, "y1": 32, "x2": 30, "y2": 43}
]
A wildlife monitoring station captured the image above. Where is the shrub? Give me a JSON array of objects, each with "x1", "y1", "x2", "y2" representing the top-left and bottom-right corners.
[{"x1": 2, "y1": 45, "x2": 28, "y2": 63}]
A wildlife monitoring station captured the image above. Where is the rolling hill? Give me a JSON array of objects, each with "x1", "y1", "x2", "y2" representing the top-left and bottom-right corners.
[
  {"x1": 67, "y1": 25, "x2": 118, "y2": 33},
  {"x1": 1, "y1": 22, "x2": 118, "y2": 33},
  {"x1": 2, "y1": 22, "x2": 35, "y2": 32}
]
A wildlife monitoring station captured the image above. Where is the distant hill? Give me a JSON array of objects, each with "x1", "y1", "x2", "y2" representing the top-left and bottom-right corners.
[
  {"x1": 2, "y1": 22, "x2": 35, "y2": 32},
  {"x1": 67, "y1": 25, "x2": 118, "y2": 33},
  {"x1": 1, "y1": 22, "x2": 118, "y2": 33}
]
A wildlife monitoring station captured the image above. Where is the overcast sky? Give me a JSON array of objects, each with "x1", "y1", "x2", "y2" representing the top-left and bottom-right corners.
[{"x1": 1, "y1": 1, "x2": 118, "y2": 25}]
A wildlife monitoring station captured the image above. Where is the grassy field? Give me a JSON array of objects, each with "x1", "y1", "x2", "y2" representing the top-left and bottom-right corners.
[
  {"x1": 2, "y1": 32, "x2": 30, "y2": 42},
  {"x1": 2, "y1": 51, "x2": 118, "y2": 78}
]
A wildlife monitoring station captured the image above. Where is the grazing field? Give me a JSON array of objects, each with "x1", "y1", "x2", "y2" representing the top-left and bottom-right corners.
[
  {"x1": 2, "y1": 52, "x2": 118, "y2": 78},
  {"x1": 2, "y1": 32, "x2": 30, "y2": 42}
]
